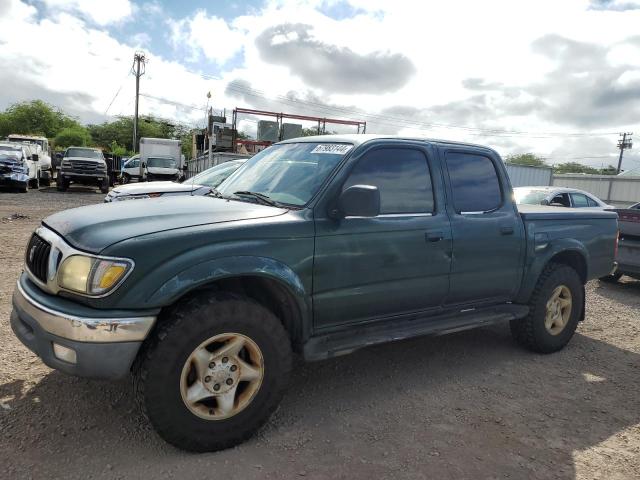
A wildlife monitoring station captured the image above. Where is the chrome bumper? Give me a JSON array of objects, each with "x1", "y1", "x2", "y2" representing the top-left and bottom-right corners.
[{"x1": 14, "y1": 280, "x2": 155, "y2": 343}]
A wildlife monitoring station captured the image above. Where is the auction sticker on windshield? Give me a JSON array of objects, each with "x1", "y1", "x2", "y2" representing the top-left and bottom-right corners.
[{"x1": 310, "y1": 144, "x2": 353, "y2": 155}]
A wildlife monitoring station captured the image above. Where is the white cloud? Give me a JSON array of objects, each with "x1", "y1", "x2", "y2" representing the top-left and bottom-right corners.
[
  {"x1": 168, "y1": 11, "x2": 245, "y2": 65},
  {"x1": 40, "y1": 0, "x2": 133, "y2": 26}
]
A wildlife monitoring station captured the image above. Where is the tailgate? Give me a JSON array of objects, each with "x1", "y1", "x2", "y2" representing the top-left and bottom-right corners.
[{"x1": 615, "y1": 209, "x2": 640, "y2": 237}]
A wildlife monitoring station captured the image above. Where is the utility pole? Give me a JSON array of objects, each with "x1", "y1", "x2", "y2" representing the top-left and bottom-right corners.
[
  {"x1": 131, "y1": 52, "x2": 146, "y2": 153},
  {"x1": 616, "y1": 132, "x2": 633, "y2": 174}
]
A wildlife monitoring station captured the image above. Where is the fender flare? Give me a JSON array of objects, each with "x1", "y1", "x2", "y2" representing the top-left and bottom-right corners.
[
  {"x1": 515, "y1": 238, "x2": 589, "y2": 303},
  {"x1": 146, "y1": 255, "x2": 311, "y2": 335}
]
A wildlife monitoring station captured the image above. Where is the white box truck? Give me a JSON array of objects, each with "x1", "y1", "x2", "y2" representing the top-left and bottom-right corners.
[{"x1": 138, "y1": 137, "x2": 183, "y2": 182}]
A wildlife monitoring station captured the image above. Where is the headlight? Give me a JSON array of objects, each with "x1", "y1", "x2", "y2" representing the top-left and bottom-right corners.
[{"x1": 57, "y1": 255, "x2": 133, "y2": 295}]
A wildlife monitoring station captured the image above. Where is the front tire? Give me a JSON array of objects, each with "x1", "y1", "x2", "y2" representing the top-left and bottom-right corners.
[
  {"x1": 100, "y1": 178, "x2": 109, "y2": 194},
  {"x1": 510, "y1": 263, "x2": 584, "y2": 353},
  {"x1": 121, "y1": 173, "x2": 130, "y2": 184},
  {"x1": 57, "y1": 175, "x2": 69, "y2": 191},
  {"x1": 133, "y1": 293, "x2": 292, "y2": 452}
]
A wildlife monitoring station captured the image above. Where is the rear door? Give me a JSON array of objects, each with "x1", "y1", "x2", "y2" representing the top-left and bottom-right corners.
[{"x1": 441, "y1": 147, "x2": 525, "y2": 306}]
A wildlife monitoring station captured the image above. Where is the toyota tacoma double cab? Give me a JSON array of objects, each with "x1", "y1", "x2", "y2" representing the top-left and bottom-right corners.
[{"x1": 11, "y1": 135, "x2": 617, "y2": 452}]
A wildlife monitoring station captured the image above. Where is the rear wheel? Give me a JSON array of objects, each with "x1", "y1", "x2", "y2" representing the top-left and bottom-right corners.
[
  {"x1": 133, "y1": 293, "x2": 292, "y2": 452},
  {"x1": 511, "y1": 263, "x2": 583, "y2": 353}
]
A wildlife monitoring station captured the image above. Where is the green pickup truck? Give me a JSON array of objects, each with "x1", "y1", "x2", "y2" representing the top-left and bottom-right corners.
[{"x1": 11, "y1": 135, "x2": 617, "y2": 452}]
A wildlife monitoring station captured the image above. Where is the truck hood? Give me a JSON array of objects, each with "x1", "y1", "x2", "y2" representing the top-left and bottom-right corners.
[
  {"x1": 110, "y1": 181, "x2": 203, "y2": 196},
  {"x1": 43, "y1": 196, "x2": 287, "y2": 252},
  {"x1": 65, "y1": 156, "x2": 104, "y2": 163}
]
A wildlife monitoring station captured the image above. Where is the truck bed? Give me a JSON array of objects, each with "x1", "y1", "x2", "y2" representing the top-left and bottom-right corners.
[{"x1": 517, "y1": 204, "x2": 618, "y2": 220}]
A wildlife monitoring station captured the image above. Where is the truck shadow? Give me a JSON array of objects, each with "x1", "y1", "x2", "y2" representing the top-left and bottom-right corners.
[{"x1": 1, "y1": 327, "x2": 638, "y2": 479}]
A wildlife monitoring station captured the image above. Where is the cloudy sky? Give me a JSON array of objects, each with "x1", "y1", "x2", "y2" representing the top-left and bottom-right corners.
[{"x1": 1, "y1": 0, "x2": 640, "y2": 169}]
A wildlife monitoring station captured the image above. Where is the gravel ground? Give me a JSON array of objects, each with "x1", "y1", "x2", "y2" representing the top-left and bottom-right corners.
[{"x1": 1, "y1": 188, "x2": 639, "y2": 480}]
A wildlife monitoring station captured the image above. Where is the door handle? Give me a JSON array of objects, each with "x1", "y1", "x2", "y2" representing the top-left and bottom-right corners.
[
  {"x1": 425, "y1": 231, "x2": 444, "y2": 242},
  {"x1": 500, "y1": 226, "x2": 514, "y2": 235}
]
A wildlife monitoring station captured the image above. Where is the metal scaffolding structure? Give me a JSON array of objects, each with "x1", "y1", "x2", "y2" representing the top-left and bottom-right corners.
[{"x1": 231, "y1": 107, "x2": 366, "y2": 153}]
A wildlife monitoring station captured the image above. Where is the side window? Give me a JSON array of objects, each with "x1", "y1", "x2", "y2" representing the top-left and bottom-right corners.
[
  {"x1": 570, "y1": 193, "x2": 589, "y2": 208},
  {"x1": 343, "y1": 148, "x2": 434, "y2": 214},
  {"x1": 586, "y1": 196, "x2": 599, "y2": 207},
  {"x1": 446, "y1": 152, "x2": 502, "y2": 213}
]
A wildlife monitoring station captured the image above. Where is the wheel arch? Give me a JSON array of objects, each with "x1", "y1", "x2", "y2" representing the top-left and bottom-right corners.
[
  {"x1": 148, "y1": 256, "x2": 312, "y2": 350},
  {"x1": 515, "y1": 243, "x2": 589, "y2": 304}
]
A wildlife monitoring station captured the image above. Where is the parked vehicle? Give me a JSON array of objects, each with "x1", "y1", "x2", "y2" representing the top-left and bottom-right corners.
[
  {"x1": 0, "y1": 152, "x2": 29, "y2": 192},
  {"x1": 6, "y1": 134, "x2": 52, "y2": 186},
  {"x1": 0, "y1": 142, "x2": 40, "y2": 188},
  {"x1": 57, "y1": 147, "x2": 109, "y2": 193},
  {"x1": 104, "y1": 159, "x2": 246, "y2": 202},
  {"x1": 601, "y1": 207, "x2": 640, "y2": 281},
  {"x1": 514, "y1": 186, "x2": 614, "y2": 210},
  {"x1": 120, "y1": 155, "x2": 141, "y2": 184},
  {"x1": 11, "y1": 135, "x2": 617, "y2": 452},
  {"x1": 139, "y1": 138, "x2": 183, "y2": 182}
]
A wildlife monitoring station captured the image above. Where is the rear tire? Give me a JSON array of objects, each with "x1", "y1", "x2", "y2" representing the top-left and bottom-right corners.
[
  {"x1": 133, "y1": 293, "x2": 292, "y2": 452},
  {"x1": 510, "y1": 263, "x2": 583, "y2": 353}
]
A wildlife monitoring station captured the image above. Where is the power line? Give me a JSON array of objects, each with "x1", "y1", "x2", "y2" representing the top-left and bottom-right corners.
[{"x1": 104, "y1": 70, "x2": 132, "y2": 116}]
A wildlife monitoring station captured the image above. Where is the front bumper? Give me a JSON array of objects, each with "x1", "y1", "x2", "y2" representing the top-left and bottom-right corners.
[
  {"x1": 10, "y1": 277, "x2": 157, "y2": 379},
  {"x1": 0, "y1": 172, "x2": 29, "y2": 187}
]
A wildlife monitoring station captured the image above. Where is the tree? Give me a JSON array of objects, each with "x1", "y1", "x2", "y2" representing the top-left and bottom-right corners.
[
  {"x1": 553, "y1": 162, "x2": 618, "y2": 175},
  {"x1": 109, "y1": 141, "x2": 128, "y2": 156},
  {"x1": 54, "y1": 126, "x2": 91, "y2": 148},
  {"x1": 505, "y1": 153, "x2": 547, "y2": 167},
  {"x1": 0, "y1": 100, "x2": 81, "y2": 138}
]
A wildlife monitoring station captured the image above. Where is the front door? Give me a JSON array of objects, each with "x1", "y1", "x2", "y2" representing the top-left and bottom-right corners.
[
  {"x1": 313, "y1": 145, "x2": 452, "y2": 329},
  {"x1": 441, "y1": 149, "x2": 524, "y2": 306}
]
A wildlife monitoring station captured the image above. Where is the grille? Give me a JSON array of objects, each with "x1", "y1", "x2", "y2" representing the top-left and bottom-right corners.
[
  {"x1": 25, "y1": 233, "x2": 51, "y2": 283},
  {"x1": 70, "y1": 160, "x2": 98, "y2": 171}
]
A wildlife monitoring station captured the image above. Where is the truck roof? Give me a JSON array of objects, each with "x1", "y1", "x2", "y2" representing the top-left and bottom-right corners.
[
  {"x1": 277, "y1": 134, "x2": 498, "y2": 155},
  {"x1": 7, "y1": 134, "x2": 48, "y2": 140}
]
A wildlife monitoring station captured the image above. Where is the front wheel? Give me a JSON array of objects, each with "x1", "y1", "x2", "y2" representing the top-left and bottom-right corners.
[
  {"x1": 510, "y1": 263, "x2": 584, "y2": 353},
  {"x1": 133, "y1": 293, "x2": 292, "y2": 452},
  {"x1": 100, "y1": 178, "x2": 109, "y2": 194},
  {"x1": 121, "y1": 173, "x2": 130, "y2": 184}
]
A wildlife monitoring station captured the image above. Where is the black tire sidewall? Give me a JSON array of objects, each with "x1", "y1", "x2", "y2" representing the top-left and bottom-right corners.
[{"x1": 529, "y1": 266, "x2": 583, "y2": 351}]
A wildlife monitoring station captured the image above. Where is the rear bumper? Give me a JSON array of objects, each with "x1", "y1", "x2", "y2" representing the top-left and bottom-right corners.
[{"x1": 10, "y1": 278, "x2": 156, "y2": 379}]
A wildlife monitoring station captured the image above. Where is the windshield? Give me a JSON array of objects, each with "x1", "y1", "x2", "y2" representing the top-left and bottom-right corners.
[
  {"x1": 513, "y1": 188, "x2": 549, "y2": 205},
  {"x1": 147, "y1": 157, "x2": 177, "y2": 169},
  {"x1": 218, "y1": 142, "x2": 352, "y2": 206},
  {"x1": 0, "y1": 145, "x2": 21, "y2": 156},
  {"x1": 191, "y1": 161, "x2": 243, "y2": 188},
  {"x1": 65, "y1": 148, "x2": 103, "y2": 159}
]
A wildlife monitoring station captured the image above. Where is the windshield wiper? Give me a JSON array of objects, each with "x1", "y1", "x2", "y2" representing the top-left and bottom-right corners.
[{"x1": 233, "y1": 191, "x2": 282, "y2": 207}]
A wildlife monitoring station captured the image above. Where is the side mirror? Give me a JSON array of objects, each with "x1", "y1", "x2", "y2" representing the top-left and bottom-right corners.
[
  {"x1": 540, "y1": 199, "x2": 550, "y2": 206},
  {"x1": 334, "y1": 185, "x2": 380, "y2": 218},
  {"x1": 182, "y1": 165, "x2": 188, "y2": 171},
  {"x1": 31, "y1": 154, "x2": 39, "y2": 161},
  {"x1": 141, "y1": 162, "x2": 146, "y2": 168}
]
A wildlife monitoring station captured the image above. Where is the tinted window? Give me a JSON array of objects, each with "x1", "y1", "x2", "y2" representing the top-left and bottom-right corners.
[
  {"x1": 571, "y1": 193, "x2": 589, "y2": 208},
  {"x1": 343, "y1": 148, "x2": 434, "y2": 214},
  {"x1": 446, "y1": 153, "x2": 501, "y2": 213}
]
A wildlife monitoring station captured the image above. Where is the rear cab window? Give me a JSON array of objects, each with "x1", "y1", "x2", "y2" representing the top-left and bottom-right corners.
[{"x1": 445, "y1": 152, "x2": 502, "y2": 213}]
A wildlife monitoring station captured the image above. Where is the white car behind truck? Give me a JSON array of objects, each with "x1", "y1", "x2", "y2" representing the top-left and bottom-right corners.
[
  {"x1": 7, "y1": 134, "x2": 52, "y2": 186},
  {"x1": 139, "y1": 137, "x2": 183, "y2": 182}
]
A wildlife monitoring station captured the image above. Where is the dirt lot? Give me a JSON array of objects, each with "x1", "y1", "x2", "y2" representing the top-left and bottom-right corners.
[{"x1": 0, "y1": 187, "x2": 639, "y2": 480}]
